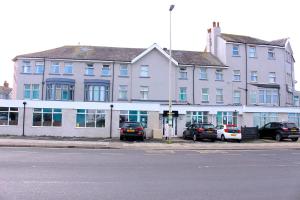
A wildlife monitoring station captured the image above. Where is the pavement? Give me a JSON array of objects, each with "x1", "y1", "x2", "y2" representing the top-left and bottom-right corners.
[{"x1": 1, "y1": 135, "x2": 300, "y2": 150}]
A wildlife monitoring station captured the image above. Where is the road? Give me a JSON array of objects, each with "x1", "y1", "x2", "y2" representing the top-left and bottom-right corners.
[{"x1": 0, "y1": 147, "x2": 300, "y2": 200}]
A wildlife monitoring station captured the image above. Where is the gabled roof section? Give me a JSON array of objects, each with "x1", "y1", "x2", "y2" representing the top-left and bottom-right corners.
[
  {"x1": 170, "y1": 50, "x2": 225, "y2": 66},
  {"x1": 131, "y1": 43, "x2": 178, "y2": 65},
  {"x1": 221, "y1": 33, "x2": 287, "y2": 47}
]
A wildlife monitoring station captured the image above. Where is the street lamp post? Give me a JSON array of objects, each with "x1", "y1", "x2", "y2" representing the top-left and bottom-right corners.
[{"x1": 168, "y1": 4, "x2": 175, "y2": 139}]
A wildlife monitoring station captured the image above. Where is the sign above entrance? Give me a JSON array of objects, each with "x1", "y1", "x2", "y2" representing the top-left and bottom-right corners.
[{"x1": 163, "y1": 110, "x2": 179, "y2": 117}]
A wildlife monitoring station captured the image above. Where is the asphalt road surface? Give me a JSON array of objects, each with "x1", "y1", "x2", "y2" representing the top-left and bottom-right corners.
[{"x1": 0, "y1": 147, "x2": 300, "y2": 200}]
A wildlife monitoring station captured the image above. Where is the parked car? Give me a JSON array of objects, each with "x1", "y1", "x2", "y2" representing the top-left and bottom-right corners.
[
  {"x1": 120, "y1": 122, "x2": 146, "y2": 141},
  {"x1": 216, "y1": 124, "x2": 242, "y2": 142},
  {"x1": 258, "y1": 122, "x2": 300, "y2": 142},
  {"x1": 183, "y1": 123, "x2": 217, "y2": 142}
]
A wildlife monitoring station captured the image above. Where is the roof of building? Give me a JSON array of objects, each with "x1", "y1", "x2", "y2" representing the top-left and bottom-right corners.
[
  {"x1": 0, "y1": 86, "x2": 12, "y2": 95},
  {"x1": 220, "y1": 33, "x2": 288, "y2": 47},
  {"x1": 13, "y1": 45, "x2": 225, "y2": 66}
]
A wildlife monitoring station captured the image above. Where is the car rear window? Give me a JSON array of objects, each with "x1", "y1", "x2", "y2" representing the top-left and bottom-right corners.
[
  {"x1": 202, "y1": 124, "x2": 214, "y2": 129},
  {"x1": 123, "y1": 122, "x2": 141, "y2": 128},
  {"x1": 284, "y1": 123, "x2": 297, "y2": 128}
]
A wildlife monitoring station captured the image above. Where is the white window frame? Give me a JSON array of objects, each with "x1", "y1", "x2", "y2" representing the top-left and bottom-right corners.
[
  {"x1": 199, "y1": 68, "x2": 207, "y2": 80},
  {"x1": 51, "y1": 62, "x2": 60, "y2": 74},
  {"x1": 250, "y1": 71, "x2": 258, "y2": 82},
  {"x1": 179, "y1": 68, "x2": 187, "y2": 79},
  {"x1": 249, "y1": 46, "x2": 256, "y2": 58},
  {"x1": 268, "y1": 48, "x2": 275, "y2": 59},
  {"x1": 85, "y1": 64, "x2": 94, "y2": 76},
  {"x1": 232, "y1": 45, "x2": 239, "y2": 56},
  {"x1": 101, "y1": 65, "x2": 111, "y2": 76},
  {"x1": 140, "y1": 65, "x2": 149, "y2": 77},
  {"x1": 140, "y1": 86, "x2": 149, "y2": 100},
  {"x1": 64, "y1": 62, "x2": 73, "y2": 74},
  {"x1": 233, "y1": 70, "x2": 241, "y2": 81},
  {"x1": 233, "y1": 90, "x2": 241, "y2": 104},
  {"x1": 120, "y1": 64, "x2": 128, "y2": 76},
  {"x1": 179, "y1": 87, "x2": 187, "y2": 102},
  {"x1": 269, "y1": 72, "x2": 276, "y2": 83},
  {"x1": 22, "y1": 61, "x2": 31, "y2": 73},
  {"x1": 201, "y1": 88, "x2": 209, "y2": 102},
  {"x1": 216, "y1": 88, "x2": 224, "y2": 103},
  {"x1": 35, "y1": 61, "x2": 44, "y2": 74},
  {"x1": 215, "y1": 69, "x2": 223, "y2": 81},
  {"x1": 119, "y1": 85, "x2": 128, "y2": 100}
]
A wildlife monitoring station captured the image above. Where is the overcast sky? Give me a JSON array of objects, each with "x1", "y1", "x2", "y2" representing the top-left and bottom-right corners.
[{"x1": 0, "y1": 0, "x2": 299, "y2": 90}]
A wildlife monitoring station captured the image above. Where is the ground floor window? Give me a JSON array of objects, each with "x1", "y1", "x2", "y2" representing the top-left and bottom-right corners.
[
  {"x1": 119, "y1": 110, "x2": 148, "y2": 128},
  {"x1": 288, "y1": 113, "x2": 300, "y2": 127},
  {"x1": 186, "y1": 111, "x2": 209, "y2": 126},
  {"x1": 32, "y1": 108, "x2": 62, "y2": 127},
  {"x1": 253, "y1": 112, "x2": 278, "y2": 127},
  {"x1": 76, "y1": 109, "x2": 105, "y2": 128},
  {"x1": 216, "y1": 111, "x2": 238, "y2": 126},
  {"x1": 0, "y1": 107, "x2": 18, "y2": 125}
]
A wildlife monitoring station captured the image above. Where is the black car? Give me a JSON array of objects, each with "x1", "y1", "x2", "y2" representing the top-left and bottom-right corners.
[
  {"x1": 120, "y1": 122, "x2": 146, "y2": 141},
  {"x1": 258, "y1": 122, "x2": 300, "y2": 141},
  {"x1": 183, "y1": 123, "x2": 217, "y2": 142}
]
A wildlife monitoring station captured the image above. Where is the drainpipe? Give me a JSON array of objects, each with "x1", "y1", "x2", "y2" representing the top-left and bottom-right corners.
[
  {"x1": 109, "y1": 104, "x2": 114, "y2": 138},
  {"x1": 244, "y1": 43, "x2": 248, "y2": 106},
  {"x1": 192, "y1": 65, "x2": 195, "y2": 104},
  {"x1": 22, "y1": 101, "x2": 27, "y2": 136},
  {"x1": 41, "y1": 57, "x2": 46, "y2": 100},
  {"x1": 111, "y1": 61, "x2": 115, "y2": 102}
]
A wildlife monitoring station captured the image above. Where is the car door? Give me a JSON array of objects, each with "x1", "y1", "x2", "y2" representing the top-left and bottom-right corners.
[
  {"x1": 186, "y1": 124, "x2": 194, "y2": 138},
  {"x1": 261, "y1": 123, "x2": 271, "y2": 138},
  {"x1": 269, "y1": 122, "x2": 280, "y2": 138}
]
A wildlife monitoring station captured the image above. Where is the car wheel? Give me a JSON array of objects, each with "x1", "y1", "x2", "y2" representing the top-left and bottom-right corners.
[
  {"x1": 211, "y1": 139, "x2": 215, "y2": 142},
  {"x1": 275, "y1": 133, "x2": 282, "y2": 142},
  {"x1": 221, "y1": 135, "x2": 226, "y2": 141},
  {"x1": 141, "y1": 136, "x2": 144, "y2": 141},
  {"x1": 120, "y1": 136, "x2": 124, "y2": 141},
  {"x1": 237, "y1": 139, "x2": 241, "y2": 143},
  {"x1": 291, "y1": 138, "x2": 298, "y2": 142},
  {"x1": 257, "y1": 132, "x2": 261, "y2": 139},
  {"x1": 183, "y1": 133, "x2": 186, "y2": 140},
  {"x1": 193, "y1": 134, "x2": 197, "y2": 142}
]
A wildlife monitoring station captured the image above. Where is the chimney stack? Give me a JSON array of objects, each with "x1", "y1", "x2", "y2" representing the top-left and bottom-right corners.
[
  {"x1": 217, "y1": 22, "x2": 219, "y2": 27},
  {"x1": 3, "y1": 81, "x2": 9, "y2": 88},
  {"x1": 213, "y1": 21, "x2": 216, "y2": 27},
  {"x1": 207, "y1": 28, "x2": 211, "y2": 33}
]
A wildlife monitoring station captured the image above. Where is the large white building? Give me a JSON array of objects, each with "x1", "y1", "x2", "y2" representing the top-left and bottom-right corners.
[{"x1": 0, "y1": 22, "x2": 299, "y2": 138}]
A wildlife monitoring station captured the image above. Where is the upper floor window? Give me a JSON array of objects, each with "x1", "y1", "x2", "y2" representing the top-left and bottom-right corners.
[
  {"x1": 0, "y1": 107, "x2": 18, "y2": 126},
  {"x1": 215, "y1": 69, "x2": 223, "y2": 81},
  {"x1": 269, "y1": 72, "x2": 276, "y2": 83},
  {"x1": 35, "y1": 61, "x2": 44, "y2": 74},
  {"x1": 179, "y1": 68, "x2": 187, "y2": 79},
  {"x1": 85, "y1": 85, "x2": 109, "y2": 102},
  {"x1": 46, "y1": 83, "x2": 74, "y2": 101},
  {"x1": 258, "y1": 89, "x2": 278, "y2": 105},
  {"x1": 140, "y1": 86, "x2": 149, "y2": 100},
  {"x1": 199, "y1": 68, "x2": 207, "y2": 80},
  {"x1": 249, "y1": 46, "x2": 256, "y2": 58},
  {"x1": 22, "y1": 61, "x2": 31, "y2": 73},
  {"x1": 140, "y1": 65, "x2": 149, "y2": 77},
  {"x1": 268, "y1": 48, "x2": 275, "y2": 59},
  {"x1": 51, "y1": 62, "x2": 60, "y2": 74},
  {"x1": 120, "y1": 64, "x2": 128, "y2": 76},
  {"x1": 119, "y1": 85, "x2": 128, "y2": 100},
  {"x1": 201, "y1": 88, "x2": 209, "y2": 102},
  {"x1": 64, "y1": 62, "x2": 73, "y2": 74},
  {"x1": 233, "y1": 90, "x2": 241, "y2": 104},
  {"x1": 85, "y1": 64, "x2": 94, "y2": 76},
  {"x1": 294, "y1": 96, "x2": 300, "y2": 106},
  {"x1": 233, "y1": 70, "x2": 241, "y2": 81},
  {"x1": 286, "y1": 51, "x2": 292, "y2": 63},
  {"x1": 179, "y1": 87, "x2": 187, "y2": 102},
  {"x1": 101, "y1": 65, "x2": 110, "y2": 76},
  {"x1": 250, "y1": 71, "x2": 258, "y2": 82},
  {"x1": 216, "y1": 88, "x2": 224, "y2": 103},
  {"x1": 232, "y1": 45, "x2": 239, "y2": 56},
  {"x1": 23, "y1": 84, "x2": 40, "y2": 100}
]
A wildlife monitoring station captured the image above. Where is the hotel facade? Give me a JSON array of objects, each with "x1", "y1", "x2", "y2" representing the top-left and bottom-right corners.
[{"x1": 1, "y1": 22, "x2": 299, "y2": 138}]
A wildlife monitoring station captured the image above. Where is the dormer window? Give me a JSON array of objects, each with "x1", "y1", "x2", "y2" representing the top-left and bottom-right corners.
[{"x1": 232, "y1": 45, "x2": 239, "y2": 56}]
